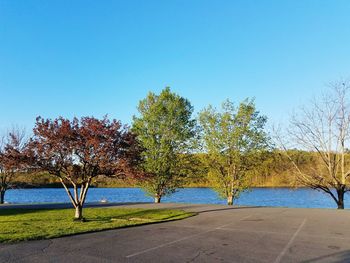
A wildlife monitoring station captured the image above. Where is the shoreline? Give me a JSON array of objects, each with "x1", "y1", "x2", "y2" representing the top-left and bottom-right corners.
[
  {"x1": 0, "y1": 201, "x2": 348, "y2": 210},
  {"x1": 8, "y1": 185, "x2": 305, "y2": 189}
]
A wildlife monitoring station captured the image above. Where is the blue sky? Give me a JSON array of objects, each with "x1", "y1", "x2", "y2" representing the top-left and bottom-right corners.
[{"x1": 1, "y1": 0, "x2": 350, "y2": 132}]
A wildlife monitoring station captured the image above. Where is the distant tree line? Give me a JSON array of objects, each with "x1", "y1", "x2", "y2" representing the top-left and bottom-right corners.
[
  {"x1": 3, "y1": 149, "x2": 320, "y2": 188},
  {"x1": 1, "y1": 81, "x2": 350, "y2": 220}
]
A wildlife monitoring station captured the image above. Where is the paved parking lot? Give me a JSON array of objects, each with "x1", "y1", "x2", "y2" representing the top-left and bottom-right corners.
[{"x1": 1, "y1": 203, "x2": 350, "y2": 262}]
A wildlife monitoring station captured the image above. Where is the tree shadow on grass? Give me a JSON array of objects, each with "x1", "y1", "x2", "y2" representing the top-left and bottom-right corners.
[
  {"x1": 86, "y1": 209, "x2": 191, "y2": 222},
  {"x1": 0, "y1": 208, "x2": 59, "y2": 217},
  {"x1": 0, "y1": 203, "x2": 265, "y2": 217},
  {"x1": 0, "y1": 202, "x2": 149, "y2": 210}
]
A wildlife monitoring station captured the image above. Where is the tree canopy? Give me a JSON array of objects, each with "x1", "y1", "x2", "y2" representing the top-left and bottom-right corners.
[
  {"x1": 0, "y1": 128, "x2": 27, "y2": 204},
  {"x1": 199, "y1": 99, "x2": 269, "y2": 205},
  {"x1": 132, "y1": 87, "x2": 197, "y2": 203},
  {"x1": 27, "y1": 116, "x2": 141, "y2": 219}
]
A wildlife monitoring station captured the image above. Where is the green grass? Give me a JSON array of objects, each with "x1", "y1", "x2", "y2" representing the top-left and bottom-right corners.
[{"x1": 0, "y1": 208, "x2": 194, "y2": 243}]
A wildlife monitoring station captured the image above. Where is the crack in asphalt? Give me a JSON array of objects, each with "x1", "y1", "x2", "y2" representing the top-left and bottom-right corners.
[
  {"x1": 1, "y1": 240, "x2": 54, "y2": 263},
  {"x1": 1, "y1": 253, "x2": 11, "y2": 263},
  {"x1": 41, "y1": 239, "x2": 53, "y2": 253},
  {"x1": 187, "y1": 250, "x2": 202, "y2": 262}
]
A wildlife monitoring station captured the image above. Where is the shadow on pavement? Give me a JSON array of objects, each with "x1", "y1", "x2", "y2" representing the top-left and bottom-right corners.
[
  {"x1": 303, "y1": 250, "x2": 350, "y2": 263},
  {"x1": 165, "y1": 205, "x2": 263, "y2": 214},
  {"x1": 0, "y1": 202, "x2": 264, "y2": 215},
  {"x1": 0, "y1": 202, "x2": 149, "y2": 210}
]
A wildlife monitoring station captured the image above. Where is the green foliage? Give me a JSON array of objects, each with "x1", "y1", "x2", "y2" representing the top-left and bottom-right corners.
[
  {"x1": 248, "y1": 150, "x2": 315, "y2": 187},
  {"x1": 132, "y1": 87, "x2": 197, "y2": 201},
  {"x1": 0, "y1": 208, "x2": 194, "y2": 243},
  {"x1": 198, "y1": 99, "x2": 270, "y2": 204}
]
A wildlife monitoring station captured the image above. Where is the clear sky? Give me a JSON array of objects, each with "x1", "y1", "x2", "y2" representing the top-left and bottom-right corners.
[{"x1": 1, "y1": 0, "x2": 350, "y2": 132}]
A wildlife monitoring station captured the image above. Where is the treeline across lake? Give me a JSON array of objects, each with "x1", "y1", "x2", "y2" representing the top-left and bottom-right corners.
[
  {"x1": 1, "y1": 81, "x2": 350, "y2": 220},
  {"x1": 13, "y1": 150, "x2": 316, "y2": 188}
]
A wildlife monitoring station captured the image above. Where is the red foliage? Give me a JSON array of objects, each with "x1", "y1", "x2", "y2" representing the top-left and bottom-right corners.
[
  {"x1": 0, "y1": 129, "x2": 27, "y2": 203},
  {"x1": 26, "y1": 116, "x2": 142, "y2": 216},
  {"x1": 28, "y1": 116, "x2": 141, "y2": 180}
]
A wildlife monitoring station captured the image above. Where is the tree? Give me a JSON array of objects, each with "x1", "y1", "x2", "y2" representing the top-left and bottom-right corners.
[
  {"x1": 132, "y1": 87, "x2": 197, "y2": 203},
  {"x1": 27, "y1": 116, "x2": 140, "y2": 219},
  {"x1": 275, "y1": 81, "x2": 350, "y2": 209},
  {"x1": 0, "y1": 128, "x2": 27, "y2": 204},
  {"x1": 198, "y1": 99, "x2": 269, "y2": 205}
]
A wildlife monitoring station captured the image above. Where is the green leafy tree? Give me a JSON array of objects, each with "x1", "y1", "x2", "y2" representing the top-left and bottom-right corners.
[
  {"x1": 132, "y1": 87, "x2": 196, "y2": 203},
  {"x1": 199, "y1": 99, "x2": 269, "y2": 205}
]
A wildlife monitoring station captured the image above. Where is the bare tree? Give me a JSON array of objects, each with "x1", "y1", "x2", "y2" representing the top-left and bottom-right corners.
[
  {"x1": 0, "y1": 127, "x2": 27, "y2": 204},
  {"x1": 275, "y1": 81, "x2": 350, "y2": 209}
]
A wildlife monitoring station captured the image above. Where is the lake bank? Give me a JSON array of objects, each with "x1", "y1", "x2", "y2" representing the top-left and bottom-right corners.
[{"x1": 2, "y1": 187, "x2": 349, "y2": 209}]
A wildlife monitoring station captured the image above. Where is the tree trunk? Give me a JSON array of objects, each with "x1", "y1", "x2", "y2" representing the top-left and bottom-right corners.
[
  {"x1": 227, "y1": 195, "x2": 233, "y2": 205},
  {"x1": 74, "y1": 205, "x2": 83, "y2": 220},
  {"x1": 154, "y1": 195, "x2": 161, "y2": 203},
  {"x1": 336, "y1": 189, "x2": 345, "y2": 209},
  {"x1": 0, "y1": 190, "x2": 5, "y2": 204}
]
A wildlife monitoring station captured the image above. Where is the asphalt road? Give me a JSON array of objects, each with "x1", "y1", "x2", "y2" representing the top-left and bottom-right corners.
[{"x1": 1, "y1": 203, "x2": 350, "y2": 263}]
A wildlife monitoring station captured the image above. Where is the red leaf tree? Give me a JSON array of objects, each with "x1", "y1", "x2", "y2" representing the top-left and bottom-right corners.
[
  {"x1": 0, "y1": 128, "x2": 27, "y2": 204},
  {"x1": 27, "y1": 116, "x2": 141, "y2": 219}
]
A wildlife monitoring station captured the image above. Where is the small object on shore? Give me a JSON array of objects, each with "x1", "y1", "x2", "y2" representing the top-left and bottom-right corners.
[{"x1": 100, "y1": 198, "x2": 108, "y2": 203}]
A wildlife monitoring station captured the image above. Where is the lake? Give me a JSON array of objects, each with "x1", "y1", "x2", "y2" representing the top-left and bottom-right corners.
[{"x1": 3, "y1": 187, "x2": 349, "y2": 209}]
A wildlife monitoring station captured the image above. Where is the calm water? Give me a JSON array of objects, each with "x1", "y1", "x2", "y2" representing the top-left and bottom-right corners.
[{"x1": 3, "y1": 187, "x2": 349, "y2": 209}]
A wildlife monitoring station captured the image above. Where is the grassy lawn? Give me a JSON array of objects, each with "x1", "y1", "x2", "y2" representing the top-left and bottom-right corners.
[{"x1": 0, "y1": 207, "x2": 194, "y2": 243}]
